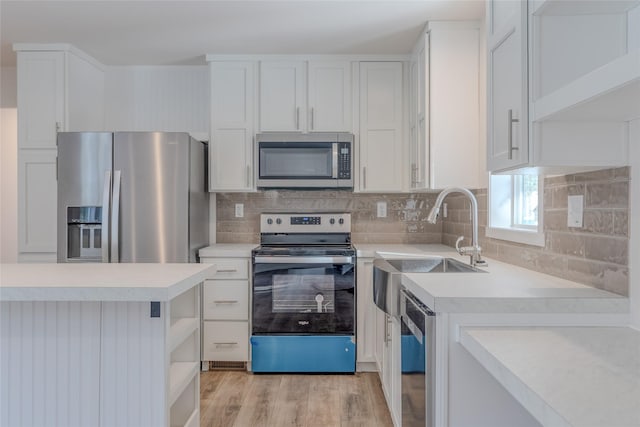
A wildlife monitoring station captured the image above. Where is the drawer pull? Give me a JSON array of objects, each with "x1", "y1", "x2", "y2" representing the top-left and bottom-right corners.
[
  {"x1": 213, "y1": 300, "x2": 239, "y2": 304},
  {"x1": 216, "y1": 269, "x2": 238, "y2": 273},
  {"x1": 213, "y1": 342, "x2": 238, "y2": 346}
]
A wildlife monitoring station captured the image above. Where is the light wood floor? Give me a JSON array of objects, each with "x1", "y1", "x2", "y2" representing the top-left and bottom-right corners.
[{"x1": 200, "y1": 371, "x2": 394, "y2": 427}]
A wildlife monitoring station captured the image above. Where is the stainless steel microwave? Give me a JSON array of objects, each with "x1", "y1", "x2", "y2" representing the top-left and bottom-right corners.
[{"x1": 256, "y1": 132, "x2": 353, "y2": 189}]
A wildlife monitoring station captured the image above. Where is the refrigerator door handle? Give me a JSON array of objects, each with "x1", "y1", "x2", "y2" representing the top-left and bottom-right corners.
[
  {"x1": 101, "y1": 170, "x2": 111, "y2": 263},
  {"x1": 111, "y1": 170, "x2": 122, "y2": 263}
]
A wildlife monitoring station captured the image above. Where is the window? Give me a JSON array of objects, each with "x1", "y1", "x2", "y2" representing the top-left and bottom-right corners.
[{"x1": 487, "y1": 174, "x2": 545, "y2": 246}]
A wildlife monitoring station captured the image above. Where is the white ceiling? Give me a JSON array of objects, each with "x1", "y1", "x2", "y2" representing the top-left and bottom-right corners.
[{"x1": 0, "y1": 0, "x2": 485, "y2": 67}]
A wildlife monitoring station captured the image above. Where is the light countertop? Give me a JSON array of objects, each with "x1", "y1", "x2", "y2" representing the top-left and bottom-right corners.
[
  {"x1": 0, "y1": 263, "x2": 214, "y2": 301},
  {"x1": 459, "y1": 326, "x2": 640, "y2": 427},
  {"x1": 199, "y1": 243, "x2": 257, "y2": 258},
  {"x1": 355, "y1": 243, "x2": 627, "y2": 313}
]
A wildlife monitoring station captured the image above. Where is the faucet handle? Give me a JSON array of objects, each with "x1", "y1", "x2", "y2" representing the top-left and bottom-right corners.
[{"x1": 455, "y1": 236, "x2": 465, "y2": 254}]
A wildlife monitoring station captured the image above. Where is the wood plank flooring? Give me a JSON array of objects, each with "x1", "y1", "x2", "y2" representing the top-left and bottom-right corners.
[{"x1": 200, "y1": 371, "x2": 394, "y2": 427}]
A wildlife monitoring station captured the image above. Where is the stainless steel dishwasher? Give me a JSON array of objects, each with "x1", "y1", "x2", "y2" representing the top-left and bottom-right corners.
[{"x1": 400, "y1": 288, "x2": 435, "y2": 427}]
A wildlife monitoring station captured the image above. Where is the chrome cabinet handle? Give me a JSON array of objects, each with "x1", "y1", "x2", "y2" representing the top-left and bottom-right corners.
[
  {"x1": 310, "y1": 107, "x2": 315, "y2": 130},
  {"x1": 363, "y1": 167, "x2": 367, "y2": 190},
  {"x1": 296, "y1": 107, "x2": 300, "y2": 130},
  {"x1": 216, "y1": 269, "x2": 237, "y2": 273},
  {"x1": 101, "y1": 170, "x2": 111, "y2": 263},
  {"x1": 246, "y1": 165, "x2": 250, "y2": 187},
  {"x1": 213, "y1": 342, "x2": 238, "y2": 346},
  {"x1": 508, "y1": 109, "x2": 519, "y2": 160},
  {"x1": 212, "y1": 300, "x2": 239, "y2": 304}
]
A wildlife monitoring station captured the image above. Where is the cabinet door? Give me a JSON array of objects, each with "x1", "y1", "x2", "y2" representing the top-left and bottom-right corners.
[
  {"x1": 18, "y1": 150, "x2": 57, "y2": 254},
  {"x1": 210, "y1": 61, "x2": 255, "y2": 191},
  {"x1": 356, "y1": 259, "x2": 376, "y2": 366},
  {"x1": 487, "y1": 0, "x2": 529, "y2": 171},
  {"x1": 259, "y1": 61, "x2": 305, "y2": 131},
  {"x1": 409, "y1": 35, "x2": 429, "y2": 191},
  {"x1": 17, "y1": 51, "x2": 65, "y2": 149},
  {"x1": 307, "y1": 61, "x2": 352, "y2": 132},
  {"x1": 358, "y1": 62, "x2": 404, "y2": 192}
]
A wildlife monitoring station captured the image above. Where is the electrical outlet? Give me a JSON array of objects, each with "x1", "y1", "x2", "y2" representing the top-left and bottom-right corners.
[
  {"x1": 443, "y1": 203, "x2": 448, "y2": 218},
  {"x1": 377, "y1": 201, "x2": 387, "y2": 218},
  {"x1": 567, "y1": 195, "x2": 583, "y2": 228},
  {"x1": 235, "y1": 203, "x2": 244, "y2": 218}
]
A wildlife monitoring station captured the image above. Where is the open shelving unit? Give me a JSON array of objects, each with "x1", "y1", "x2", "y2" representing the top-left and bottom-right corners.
[{"x1": 168, "y1": 285, "x2": 200, "y2": 427}]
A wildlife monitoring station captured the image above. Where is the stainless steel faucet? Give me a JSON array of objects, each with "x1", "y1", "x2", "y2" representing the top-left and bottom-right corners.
[{"x1": 427, "y1": 187, "x2": 486, "y2": 267}]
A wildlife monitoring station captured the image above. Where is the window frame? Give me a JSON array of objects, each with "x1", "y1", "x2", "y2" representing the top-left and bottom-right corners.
[{"x1": 486, "y1": 173, "x2": 545, "y2": 247}]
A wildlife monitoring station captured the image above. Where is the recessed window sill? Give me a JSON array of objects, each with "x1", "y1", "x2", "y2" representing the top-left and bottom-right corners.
[{"x1": 485, "y1": 227, "x2": 546, "y2": 247}]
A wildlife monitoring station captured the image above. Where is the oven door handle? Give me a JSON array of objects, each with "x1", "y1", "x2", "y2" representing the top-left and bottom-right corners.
[{"x1": 254, "y1": 256, "x2": 353, "y2": 265}]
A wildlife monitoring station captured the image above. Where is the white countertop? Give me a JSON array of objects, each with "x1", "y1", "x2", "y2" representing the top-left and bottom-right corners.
[
  {"x1": 356, "y1": 243, "x2": 627, "y2": 313},
  {"x1": 0, "y1": 263, "x2": 214, "y2": 301},
  {"x1": 459, "y1": 326, "x2": 640, "y2": 427},
  {"x1": 199, "y1": 243, "x2": 257, "y2": 258}
]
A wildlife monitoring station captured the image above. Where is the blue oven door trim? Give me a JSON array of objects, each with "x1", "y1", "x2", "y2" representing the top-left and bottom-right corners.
[{"x1": 250, "y1": 335, "x2": 356, "y2": 373}]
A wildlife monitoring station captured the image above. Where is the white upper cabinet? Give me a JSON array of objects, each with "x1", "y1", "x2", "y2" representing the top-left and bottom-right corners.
[
  {"x1": 307, "y1": 61, "x2": 352, "y2": 132},
  {"x1": 259, "y1": 60, "x2": 352, "y2": 132},
  {"x1": 487, "y1": 0, "x2": 639, "y2": 174},
  {"x1": 486, "y1": 1, "x2": 529, "y2": 172},
  {"x1": 14, "y1": 45, "x2": 105, "y2": 261},
  {"x1": 259, "y1": 61, "x2": 306, "y2": 131},
  {"x1": 409, "y1": 22, "x2": 483, "y2": 190},
  {"x1": 209, "y1": 61, "x2": 255, "y2": 191},
  {"x1": 527, "y1": 0, "x2": 639, "y2": 172},
  {"x1": 17, "y1": 51, "x2": 65, "y2": 149},
  {"x1": 358, "y1": 62, "x2": 404, "y2": 192}
]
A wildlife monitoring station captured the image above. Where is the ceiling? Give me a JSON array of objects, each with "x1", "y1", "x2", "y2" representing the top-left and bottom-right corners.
[{"x1": 0, "y1": 0, "x2": 484, "y2": 67}]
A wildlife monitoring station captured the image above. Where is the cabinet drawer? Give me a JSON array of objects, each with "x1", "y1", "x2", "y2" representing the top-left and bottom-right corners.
[
  {"x1": 202, "y1": 321, "x2": 249, "y2": 362},
  {"x1": 202, "y1": 280, "x2": 249, "y2": 320},
  {"x1": 200, "y1": 258, "x2": 249, "y2": 279}
]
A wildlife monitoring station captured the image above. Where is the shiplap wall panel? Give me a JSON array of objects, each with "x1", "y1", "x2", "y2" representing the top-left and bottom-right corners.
[
  {"x1": 100, "y1": 301, "x2": 167, "y2": 427},
  {"x1": 0, "y1": 301, "x2": 101, "y2": 427},
  {"x1": 104, "y1": 66, "x2": 209, "y2": 134}
]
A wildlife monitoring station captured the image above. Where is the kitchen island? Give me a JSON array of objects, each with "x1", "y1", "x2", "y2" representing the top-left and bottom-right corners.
[{"x1": 0, "y1": 263, "x2": 213, "y2": 427}]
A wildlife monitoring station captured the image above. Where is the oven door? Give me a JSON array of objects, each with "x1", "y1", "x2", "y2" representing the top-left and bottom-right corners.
[{"x1": 252, "y1": 255, "x2": 355, "y2": 335}]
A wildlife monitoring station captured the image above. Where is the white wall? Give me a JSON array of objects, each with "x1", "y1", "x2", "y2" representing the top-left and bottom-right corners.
[{"x1": 0, "y1": 66, "x2": 18, "y2": 263}]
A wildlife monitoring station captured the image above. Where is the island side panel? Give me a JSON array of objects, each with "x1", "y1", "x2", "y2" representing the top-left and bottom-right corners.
[
  {"x1": 0, "y1": 301, "x2": 101, "y2": 427},
  {"x1": 100, "y1": 301, "x2": 167, "y2": 427}
]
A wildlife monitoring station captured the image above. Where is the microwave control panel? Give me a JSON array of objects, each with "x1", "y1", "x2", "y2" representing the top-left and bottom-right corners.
[{"x1": 338, "y1": 143, "x2": 351, "y2": 179}]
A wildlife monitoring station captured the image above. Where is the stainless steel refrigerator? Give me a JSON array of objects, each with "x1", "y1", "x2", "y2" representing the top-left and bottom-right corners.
[{"x1": 57, "y1": 132, "x2": 208, "y2": 263}]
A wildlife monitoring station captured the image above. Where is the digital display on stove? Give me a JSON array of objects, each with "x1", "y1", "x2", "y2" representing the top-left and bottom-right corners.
[{"x1": 291, "y1": 216, "x2": 321, "y2": 225}]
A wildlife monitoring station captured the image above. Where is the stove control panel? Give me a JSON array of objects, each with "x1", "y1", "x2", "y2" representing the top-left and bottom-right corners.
[{"x1": 260, "y1": 213, "x2": 351, "y2": 233}]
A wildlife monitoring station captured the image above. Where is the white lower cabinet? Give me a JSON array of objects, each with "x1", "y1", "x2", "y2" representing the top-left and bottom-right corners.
[
  {"x1": 356, "y1": 258, "x2": 377, "y2": 370},
  {"x1": 200, "y1": 256, "x2": 250, "y2": 368},
  {"x1": 376, "y1": 308, "x2": 401, "y2": 427}
]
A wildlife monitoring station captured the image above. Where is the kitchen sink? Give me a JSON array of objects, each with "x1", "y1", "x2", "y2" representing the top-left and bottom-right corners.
[
  {"x1": 372, "y1": 256, "x2": 485, "y2": 316},
  {"x1": 386, "y1": 257, "x2": 483, "y2": 273}
]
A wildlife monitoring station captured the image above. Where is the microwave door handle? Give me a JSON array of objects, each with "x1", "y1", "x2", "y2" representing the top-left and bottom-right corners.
[
  {"x1": 101, "y1": 170, "x2": 111, "y2": 263},
  {"x1": 332, "y1": 143, "x2": 338, "y2": 179},
  {"x1": 111, "y1": 170, "x2": 121, "y2": 263}
]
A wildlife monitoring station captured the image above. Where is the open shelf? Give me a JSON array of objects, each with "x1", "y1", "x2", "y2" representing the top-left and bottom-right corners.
[
  {"x1": 169, "y1": 317, "x2": 199, "y2": 353},
  {"x1": 532, "y1": 0, "x2": 639, "y2": 16},
  {"x1": 169, "y1": 361, "x2": 199, "y2": 407},
  {"x1": 533, "y1": 50, "x2": 640, "y2": 122}
]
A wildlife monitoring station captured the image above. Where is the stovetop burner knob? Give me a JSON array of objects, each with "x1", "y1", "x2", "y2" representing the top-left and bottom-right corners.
[
  {"x1": 330, "y1": 218, "x2": 336, "y2": 225},
  {"x1": 267, "y1": 218, "x2": 273, "y2": 225},
  {"x1": 339, "y1": 218, "x2": 345, "y2": 225},
  {"x1": 276, "y1": 218, "x2": 282, "y2": 225}
]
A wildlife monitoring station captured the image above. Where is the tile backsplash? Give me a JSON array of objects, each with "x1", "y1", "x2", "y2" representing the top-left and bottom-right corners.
[
  {"x1": 216, "y1": 191, "x2": 441, "y2": 244},
  {"x1": 216, "y1": 167, "x2": 630, "y2": 296},
  {"x1": 442, "y1": 167, "x2": 630, "y2": 296}
]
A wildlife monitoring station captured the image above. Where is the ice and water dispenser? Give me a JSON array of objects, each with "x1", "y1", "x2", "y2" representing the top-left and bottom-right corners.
[{"x1": 66, "y1": 206, "x2": 102, "y2": 261}]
